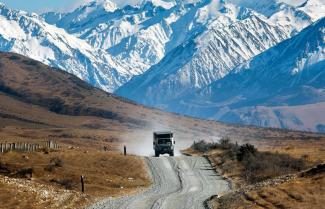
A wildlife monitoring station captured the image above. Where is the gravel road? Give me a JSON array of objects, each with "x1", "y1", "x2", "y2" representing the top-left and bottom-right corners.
[{"x1": 89, "y1": 156, "x2": 229, "y2": 209}]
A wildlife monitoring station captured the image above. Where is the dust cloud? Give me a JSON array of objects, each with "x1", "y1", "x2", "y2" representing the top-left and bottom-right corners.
[{"x1": 119, "y1": 121, "x2": 221, "y2": 157}]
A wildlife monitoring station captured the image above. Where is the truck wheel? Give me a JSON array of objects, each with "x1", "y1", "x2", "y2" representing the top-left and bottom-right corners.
[
  {"x1": 170, "y1": 151, "x2": 174, "y2": 157},
  {"x1": 155, "y1": 151, "x2": 159, "y2": 157}
]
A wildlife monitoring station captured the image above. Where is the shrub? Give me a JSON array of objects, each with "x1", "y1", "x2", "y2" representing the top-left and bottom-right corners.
[
  {"x1": 0, "y1": 161, "x2": 10, "y2": 175},
  {"x1": 44, "y1": 164, "x2": 55, "y2": 172},
  {"x1": 237, "y1": 143, "x2": 257, "y2": 161},
  {"x1": 242, "y1": 151, "x2": 306, "y2": 183},
  {"x1": 191, "y1": 140, "x2": 217, "y2": 152},
  {"x1": 219, "y1": 137, "x2": 231, "y2": 149},
  {"x1": 50, "y1": 157, "x2": 64, "y2": 167},
  {"x1": 14, "y1": 167, "x2": 33, "y2": 178},
  {"x1": 50, "y1": 178, "x2": 75, "y2": 190}
]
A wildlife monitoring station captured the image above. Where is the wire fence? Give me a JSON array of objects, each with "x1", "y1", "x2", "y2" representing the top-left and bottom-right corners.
[{"x1": 0, "y1": 140, "x2": 59, "y2": 154}]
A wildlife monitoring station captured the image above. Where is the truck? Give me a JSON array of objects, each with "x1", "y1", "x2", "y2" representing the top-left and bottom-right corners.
[{"x1": 153, "y1": 131, "x2": 175, "y2": 157}]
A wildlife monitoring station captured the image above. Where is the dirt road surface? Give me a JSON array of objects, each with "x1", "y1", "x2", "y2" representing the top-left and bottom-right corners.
[{"x1": 89, "y1": 156, "x2": 229, "y2": 209}]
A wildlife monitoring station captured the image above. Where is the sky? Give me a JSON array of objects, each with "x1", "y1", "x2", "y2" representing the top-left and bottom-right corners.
[
  {"x1": 0, "y1": 0, "x2": 87, "y2": 13},
  {"x1": 0, "y1": 0, "x2": 307, "y2": 14},
  {"x1": 0, "y1": 0, "x2": 142, "y2": 13}
]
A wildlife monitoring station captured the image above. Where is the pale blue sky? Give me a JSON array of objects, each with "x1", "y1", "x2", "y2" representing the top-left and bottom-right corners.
[
  {"x1": 0, "y1": 0, "x2": 306, "y2": 14},
  {"x1": 0, "y1": 0, "x2": 142, "y2": 13},
  {"x1": 0, "y1": 0, "x2": 89, "y2": 13}
]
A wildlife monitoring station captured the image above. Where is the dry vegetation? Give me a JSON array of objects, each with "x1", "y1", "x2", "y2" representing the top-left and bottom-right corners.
[
  {"x1": 0, "y1": 52, "x2": 324, "y2": 151},
  {"x1": 0, "y1": 148, "x2": 150, "y2": 208},
  {"x1": 0, "y1": 52, "x2": 325, "y2": 208},
  {"x1": 212, "y1": 165, "x2": 325, "y2": 209},
  {"x1": 0, "y1": 175, "x2": 87, "y2": 209},
  {"x1": 191, "y1": 139, "x2": 307, "y2": 184},
  {"x1": 186, "y1": 138, "x2": 325, "y2": 209}
]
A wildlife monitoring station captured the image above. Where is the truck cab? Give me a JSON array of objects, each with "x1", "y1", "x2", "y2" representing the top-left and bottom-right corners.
[{"x1": 153, "y1": 131, "x2": 175, "y2": 157}]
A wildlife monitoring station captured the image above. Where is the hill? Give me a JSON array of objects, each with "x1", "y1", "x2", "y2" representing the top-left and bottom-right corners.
[{"x1": 0, "y1": 52, "x2": 323, "y2": 154}]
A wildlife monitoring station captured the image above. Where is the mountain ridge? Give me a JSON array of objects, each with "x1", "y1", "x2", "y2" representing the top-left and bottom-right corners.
[{"x1": 170, "y1": 17, "x2": 325, "y2": 132}]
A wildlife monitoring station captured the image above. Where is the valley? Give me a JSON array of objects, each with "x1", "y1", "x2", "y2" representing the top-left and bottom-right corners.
[
  {"x1": 0, "y1": 0, "x2": 324, "y2": 131},
  {"x1": 0, "y1": 0, "x2": 324, "y2": 208},
  {"x1": 0, "y1": 52, "x2": 324, "y2": 208}
]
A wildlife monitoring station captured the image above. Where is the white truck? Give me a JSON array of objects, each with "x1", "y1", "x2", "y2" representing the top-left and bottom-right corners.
[{"x1": 153, "y1": 131, "x2": 175, "y2": 157}]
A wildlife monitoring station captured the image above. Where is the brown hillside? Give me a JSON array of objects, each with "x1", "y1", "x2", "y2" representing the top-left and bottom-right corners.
[{"x1": 0, "y1": 52, "x2": 324, "y2": 152}]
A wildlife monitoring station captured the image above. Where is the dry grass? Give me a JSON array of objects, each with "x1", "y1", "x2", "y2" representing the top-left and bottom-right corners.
[
  {"x1": 0, "y1": 52, "x2": 325, "y2": 208},
  {"x1": 0, "y1": 175, "x2": 87, "y2": 209},
  {"x1": 189, "y1": 140, "x2": 307, "y2": 185},
  {"x1": 214, "y1": 171, "x2": 325, "y2": 209},
  {"x1": 256, "y1": 140, "x2": 325, "y2": 166},
  {"x1": 0, "y1": 149, "x2": 150, "y2": 196},
  {"x1": 189, "y1": 139, "x2": 325, "y2": 209},
  {"x1": 0, "y1": 148, "x2": 150, "y2": 208}
]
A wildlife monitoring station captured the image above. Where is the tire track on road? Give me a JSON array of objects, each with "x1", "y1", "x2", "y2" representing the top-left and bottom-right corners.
[{"x1": 89, "y1": 156, "x2": 229, "y2": 209}]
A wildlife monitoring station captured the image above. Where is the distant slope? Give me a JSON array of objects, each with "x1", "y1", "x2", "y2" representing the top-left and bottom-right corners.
[
  {"x1": 0, "y1": 52, "x2": 323, "y2": 152},
  {"x1": 175, "y1": 17, "x2": 325, "y2": 132}
]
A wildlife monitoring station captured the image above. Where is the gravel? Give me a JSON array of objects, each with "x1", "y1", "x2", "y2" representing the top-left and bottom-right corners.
[{"x1": 88, "y1": 156, "x2": 230, "y2": 209}]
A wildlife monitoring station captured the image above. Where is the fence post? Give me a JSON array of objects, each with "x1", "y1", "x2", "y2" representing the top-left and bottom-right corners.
[
  {"x1": 80, "y1": 175, "x2": 85, "y2": 193},
  {"x1": 124, "y1": 145, "x2": 127, "y2": 156}
]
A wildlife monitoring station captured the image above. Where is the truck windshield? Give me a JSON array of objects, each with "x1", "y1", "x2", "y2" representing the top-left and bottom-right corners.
[{"x1": 158, "y1": 139, "x2": 171, "y2": 144}]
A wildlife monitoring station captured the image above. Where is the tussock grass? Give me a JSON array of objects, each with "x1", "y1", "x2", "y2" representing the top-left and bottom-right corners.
[
  {"x1": 191, "y1": 139, "x2": 306, "y2": 183},
  {"x1": 0, "y1": 148, "x2": 150, "y2": 206}
]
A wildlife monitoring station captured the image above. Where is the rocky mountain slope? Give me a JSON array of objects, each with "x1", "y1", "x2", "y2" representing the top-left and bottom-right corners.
[
  {"x1": 168, "y1": 17, "x2": 325, "y2": 132},
  {"x1": 0, "y1": 0, "x2": 324, "y2": 132},
  {"x1": 116, "y1": 0, "x2": 324, "y2": 132},
  {"x1": 116, "y1": 15, "x2": 291, "y2": 106},
  {"x1": 43, "y1": 0, "x2": 253, "y2": 75},
  {"x1": 0, "y1": 3, "x2": 133, "y2": 92}
]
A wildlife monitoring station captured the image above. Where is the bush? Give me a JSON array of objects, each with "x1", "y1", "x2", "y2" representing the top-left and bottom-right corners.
[
  {"x1": 50, "y1": 157, "x2": 64, "y2": 167},
  {"x1": 50, "y1": 178, "x2": 75, "y2": 190},
  {"x1": 44, "y1": 164, "x2": 55, "y2": 172},
  {"x1": 191, "y1": 140, "x2": 217, "y2": 152},
  {"x1": 242, "y1": 151, "x2": 306, "y2": 183},
  {"x1": 0, "y1": 161, "x2": 10, "y2": 175},
  {"x1": 219, "y1": 137, "x2": 232, "y2": 149},
  {"x1": 193, "y1": 139, "x2": 307, "y2": 183},
  {"x1": 14, "y1": 167, "x2": 33, "y2": 178},
  {"x1": 237, "y1": 144, "x2": 257, "y2": 161},
  {"x1": 191, "y1": 137, "x2": 235, "y2": 152}
]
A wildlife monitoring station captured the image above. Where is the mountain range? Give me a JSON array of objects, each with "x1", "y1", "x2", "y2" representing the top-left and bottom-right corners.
[{"x1": 0, "y1": 0, "x2": 324, "y2": 132}]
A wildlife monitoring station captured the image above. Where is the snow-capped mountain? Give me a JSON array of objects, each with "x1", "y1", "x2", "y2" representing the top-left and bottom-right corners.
[
  {"x1": 166, "y1": 17, "x2": 325, "y2": 132},
  {"x1": 43, "y1": 0, "x2": 251, "y2": 74},
  {"x1": 0, "y1": 3, "x2": 131, "y2": 92},
  {"x1": 43, "y1": 0, "x2": 313, "y2": 75},
  {"x1": 116, "y1": 0, "x2": 324, "y2": 132},
  {"x1": 0, "y1": 0, "x2": 323, "y2": 132},
  {"x1": 40, "y1": 0, "x2": 318, "y2": 90},
  {"x1": 114, "y1": 0, "x2": 317, "y2": 100},
  {"x1": 116, "y1": 14, "x2": 291, "y2": 105},
  {"x1": 297, "y1": 0, "x2": 325, "y2": 21}
]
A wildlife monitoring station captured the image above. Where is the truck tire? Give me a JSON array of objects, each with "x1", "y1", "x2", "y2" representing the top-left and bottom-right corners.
[
  {"x1": 170, "y1": 151, "x2": 174, "y2": 157},
  {"x1": 155, "y1": 151, "x2": 159, "y2": 157}
]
